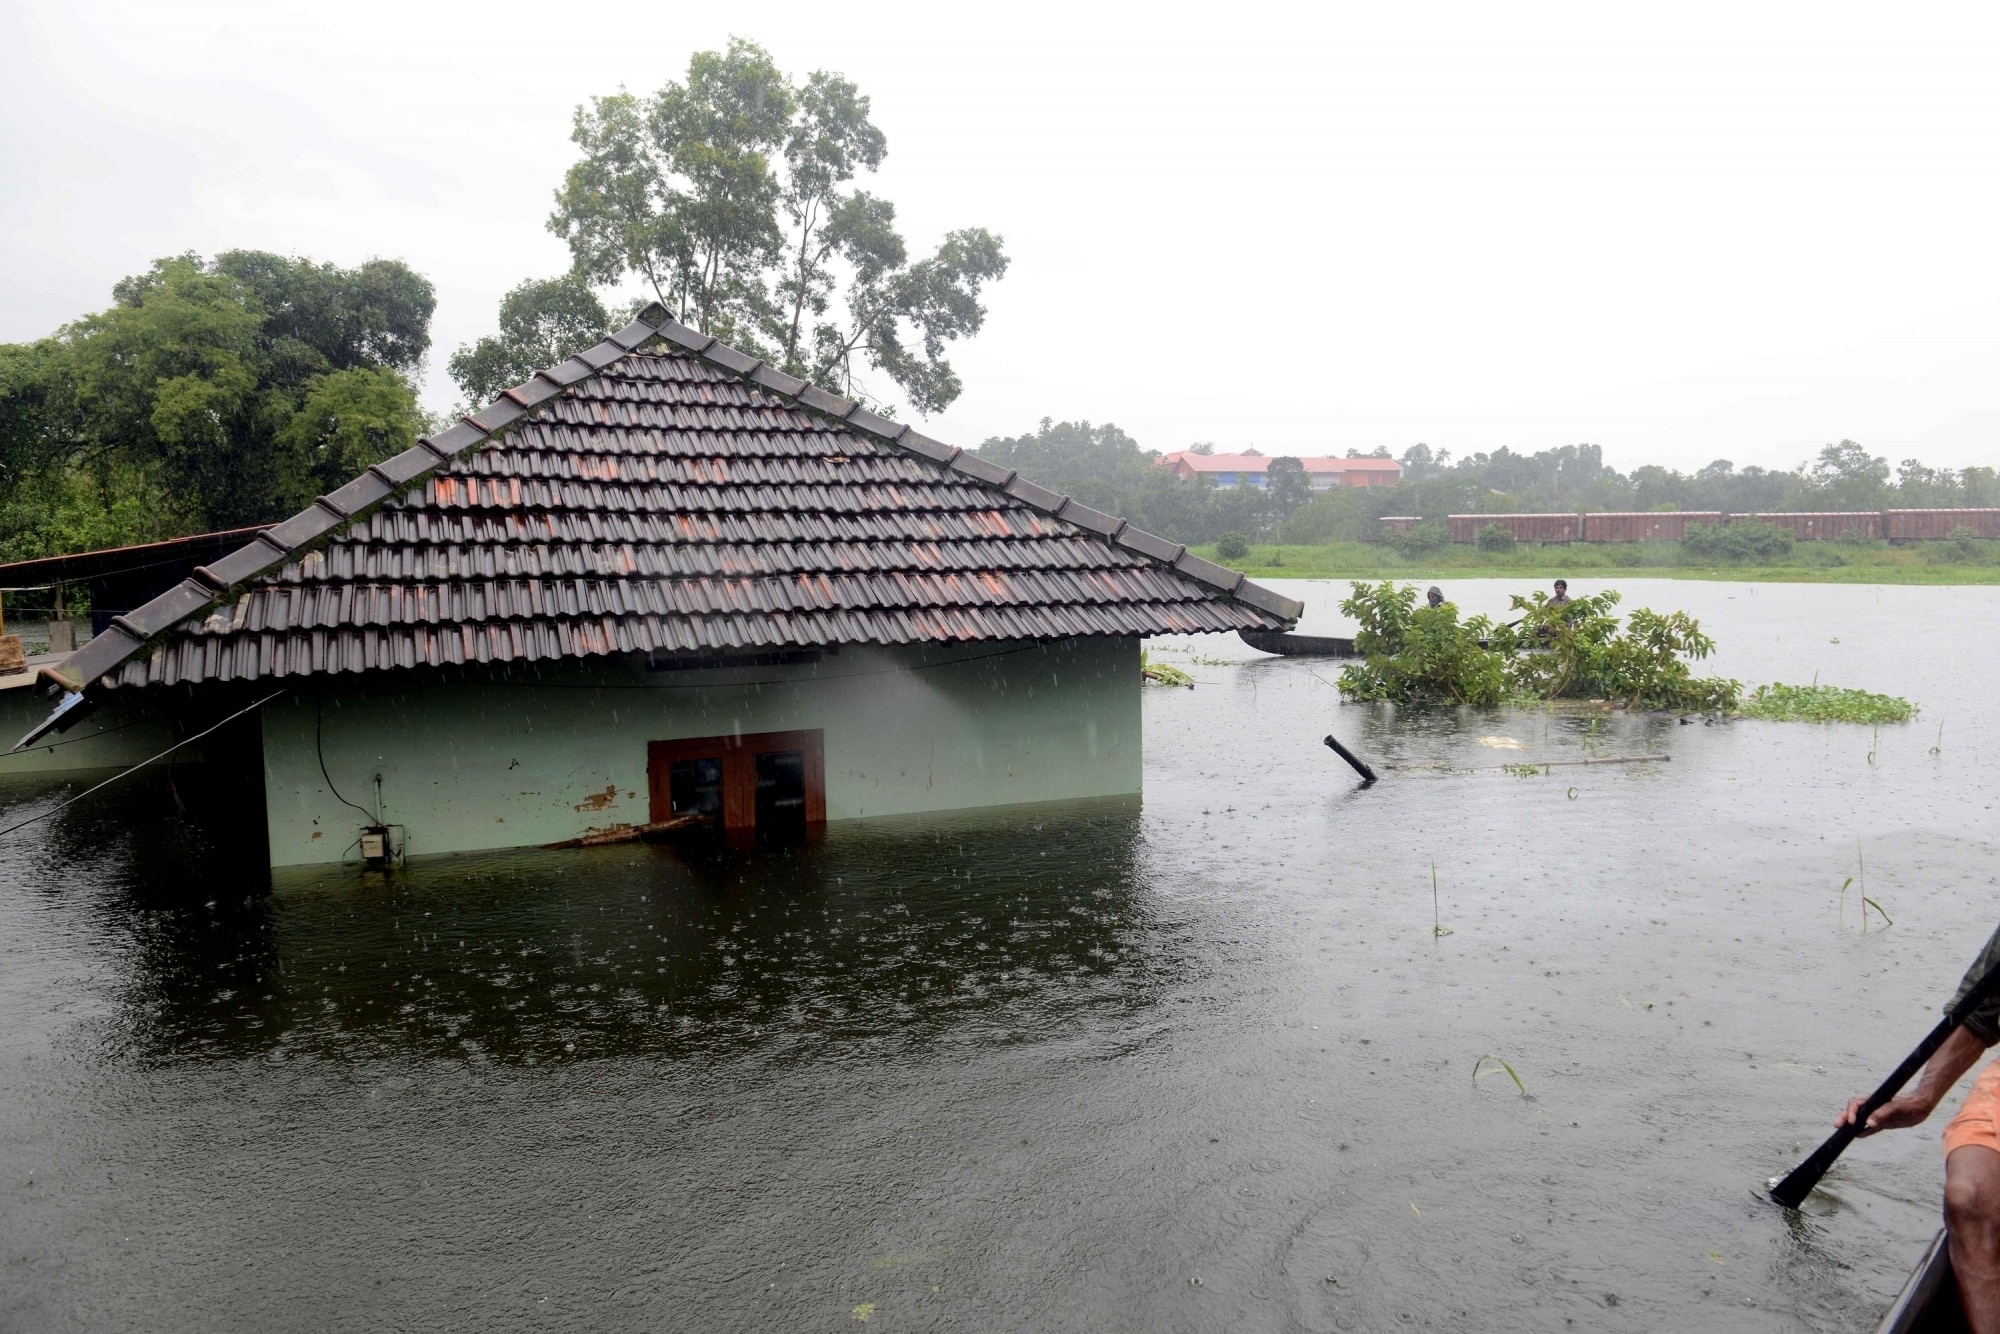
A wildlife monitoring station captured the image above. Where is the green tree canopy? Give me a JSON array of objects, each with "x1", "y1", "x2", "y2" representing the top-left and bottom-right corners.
[
  {"x1": 547, "y1": 38, "x2": 1007, "y2": 415},
  {"x1": 448, "y1": 274, "x2": 611, "y2": 404},
  {"x1": 0, "y1": 250, "x2": 434, "y2": 559}
]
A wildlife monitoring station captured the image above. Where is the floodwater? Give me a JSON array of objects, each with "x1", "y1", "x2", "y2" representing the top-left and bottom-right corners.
[{"x1": 1, "y1": 578, "x2": 1993, "y2": 1332}]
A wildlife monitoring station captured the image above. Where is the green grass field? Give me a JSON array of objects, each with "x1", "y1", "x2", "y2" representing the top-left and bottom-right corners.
[{"x1": 1197, "y1": 540, "x2": 2000, "y2": 585}]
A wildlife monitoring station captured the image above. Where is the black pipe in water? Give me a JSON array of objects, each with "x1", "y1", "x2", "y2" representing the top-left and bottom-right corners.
[{"x1": 1323, "y1": 734, "x2": 1378, "y2": 785}]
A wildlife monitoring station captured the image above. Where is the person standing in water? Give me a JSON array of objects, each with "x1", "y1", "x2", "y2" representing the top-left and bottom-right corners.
[
  {"x1": 1426, "y1": 586, "x2": 1445, "y2": 609},
  {"x1": 1839, "y1": 928, "x2": 2000, "y2": 1331},
  {"x1": 1550, "y1": 579, "x2": 1570, "y2": 606}
]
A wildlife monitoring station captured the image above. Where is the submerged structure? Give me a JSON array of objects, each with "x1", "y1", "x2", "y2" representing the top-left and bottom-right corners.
[{"x1": 15, "y1": 305, "x2": 1299, "y2": 866}]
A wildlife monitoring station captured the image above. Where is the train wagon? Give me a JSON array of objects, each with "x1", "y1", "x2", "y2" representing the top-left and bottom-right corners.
[
  {"x1": 1444, "y1": 514, "x2": 1582, "y2": 544},
  {"x1": 1581, "y1": 512, "x2": 1725, "y2": 542},
  {"x1": 1884, "y1": 509, "x2": 2000, "y2": 541},
  {"x1": 1743, "y1": 511, "x2": 1882, "y2": 540}
]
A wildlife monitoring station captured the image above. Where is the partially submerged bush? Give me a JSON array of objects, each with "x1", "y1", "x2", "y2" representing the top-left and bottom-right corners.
[
  {"x1": 1336, "y1": 582, "x2": 1509, "y2": 705},
  {"x1": 1337, "y1": 582, "x2": 1741, "y2": 712},
  {"x1": 1488, "y1": 590, "x2": 1741, "y2": 712},
  {"x1": 1738, "y1": 683, "x2": 1915, "y2": 723},
  {"x1": 1682, "y1": 519, "x2": 1794, "y2": 562},
  {"x1": 1386, "y1": 521, "x2": 1450, "y2": 557}
]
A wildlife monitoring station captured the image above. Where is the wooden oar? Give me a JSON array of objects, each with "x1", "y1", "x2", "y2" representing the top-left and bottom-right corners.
[{"x1": 1770, "y1": 955, "x2": 2000, "y2": 1208}]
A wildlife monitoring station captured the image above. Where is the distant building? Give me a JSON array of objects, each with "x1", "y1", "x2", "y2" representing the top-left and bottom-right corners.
[{"x1": 1157, "y1": 450, "x2": 1401, "y2": 491}]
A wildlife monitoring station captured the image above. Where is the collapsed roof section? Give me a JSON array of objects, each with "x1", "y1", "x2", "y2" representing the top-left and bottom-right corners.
[{"x1": 42, "y1": 304, "x2": 1302, "y2": 694}]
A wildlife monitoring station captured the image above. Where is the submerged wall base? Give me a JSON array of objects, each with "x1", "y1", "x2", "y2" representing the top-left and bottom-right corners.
[{"x1": 260, "y1": 637, "x2": 1142, "y2": 867}]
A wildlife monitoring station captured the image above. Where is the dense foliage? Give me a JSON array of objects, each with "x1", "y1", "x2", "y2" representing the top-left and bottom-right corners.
[
  {"x1": 1335, "y1": 582, "x2": 1742, "y2": 712},
  {"x1": 1336, "y1": 581, "x2": 1510, "y2": 706},
  {"x1": 0, "y1": 251, "x2": 433, "y2": 561},
  {"x1": 537, "y1": 39, "x2": 1006, "y2": 416}
]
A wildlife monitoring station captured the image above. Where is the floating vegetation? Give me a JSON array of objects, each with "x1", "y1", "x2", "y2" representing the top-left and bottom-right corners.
[
  {"x1": 1473, "y1": 1053, "x2": 1529, "y2": 1096},
  {"x1": 1737, "y1": 683, "x2": 1916, "y2": 724},
  {"x1": 1139, "y1": 650, "x2": 1195, "y2": 689}
]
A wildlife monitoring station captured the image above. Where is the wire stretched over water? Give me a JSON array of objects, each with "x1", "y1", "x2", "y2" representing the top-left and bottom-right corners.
[{"x1": 0, "y1": 690, "x2": 286, "y2": 842}]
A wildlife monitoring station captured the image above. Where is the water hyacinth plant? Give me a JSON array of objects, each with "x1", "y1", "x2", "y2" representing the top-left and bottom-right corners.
[
  {"x1": 1139, "y1": 650, "x2": 1195, "y2": 689},
  {"x1": 1736, "y1": 683, "x2": 1916, "y2": 724}
]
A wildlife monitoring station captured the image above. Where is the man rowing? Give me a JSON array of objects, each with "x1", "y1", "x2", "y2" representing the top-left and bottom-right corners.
[{"x1": 1839, "y1": 931, "x2": 2000, "y2": 1331}]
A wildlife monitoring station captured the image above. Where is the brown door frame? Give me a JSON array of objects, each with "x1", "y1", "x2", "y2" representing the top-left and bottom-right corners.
[{"x1": 647, "y1": 729, "x2": 825, "y2": 832}]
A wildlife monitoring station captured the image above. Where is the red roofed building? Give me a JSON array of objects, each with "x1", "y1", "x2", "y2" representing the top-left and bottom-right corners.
[{"x1": 1157, "y1": 450, "x2": 1401, "y2": 491}]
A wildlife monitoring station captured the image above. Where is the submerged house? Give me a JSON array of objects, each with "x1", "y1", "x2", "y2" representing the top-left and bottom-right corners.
[{"x1": 18, "y1": 305, "x2": 1300, "y2": 867}]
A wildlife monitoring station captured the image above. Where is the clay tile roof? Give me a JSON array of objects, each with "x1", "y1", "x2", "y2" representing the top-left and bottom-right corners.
[{"x1": 44, "y1": 305, "x2": 1301, "y2": 693}]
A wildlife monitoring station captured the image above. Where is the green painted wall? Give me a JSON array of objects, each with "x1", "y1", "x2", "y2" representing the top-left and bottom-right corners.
[
  {"x1": 260, "y1": 637, "x2": 1142, "y2": 867},
  {"x1": 0, "y1": 685, "x2": 188, "y2": 776}
]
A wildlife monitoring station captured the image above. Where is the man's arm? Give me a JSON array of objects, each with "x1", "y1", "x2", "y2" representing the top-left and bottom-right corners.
[{"x1": 1840, "y1": 1025, "x2": 1994, "y2": 1134}]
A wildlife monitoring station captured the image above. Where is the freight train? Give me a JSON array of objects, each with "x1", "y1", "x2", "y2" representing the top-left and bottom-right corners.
[{"x1": 1377, "y1": 509, "x2": 2000, "y2": 544}]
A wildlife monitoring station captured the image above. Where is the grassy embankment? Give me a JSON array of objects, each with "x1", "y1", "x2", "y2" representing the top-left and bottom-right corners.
[{"x1": 1195, "y1": 539, "x2": 2000, "y2": 585}]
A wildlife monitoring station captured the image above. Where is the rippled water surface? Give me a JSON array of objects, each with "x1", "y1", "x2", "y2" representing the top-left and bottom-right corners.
[{"x1": 2, "y1": 579, "x2": 1994, "y2": 1331}]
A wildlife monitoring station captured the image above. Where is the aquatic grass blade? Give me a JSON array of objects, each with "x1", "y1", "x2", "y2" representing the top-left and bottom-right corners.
[{"x1": 1472, "y1": 1053, "x2": 1527, "y2": 1095}]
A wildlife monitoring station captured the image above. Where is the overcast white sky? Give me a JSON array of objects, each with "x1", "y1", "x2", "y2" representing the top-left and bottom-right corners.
[{"x1": 6, "y1": 0, "x2": 1998, "y2": 474}]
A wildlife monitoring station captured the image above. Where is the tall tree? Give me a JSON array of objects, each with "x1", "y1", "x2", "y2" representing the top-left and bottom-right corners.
[
  {"x1": 548, "y1": 39, "x2": 1007, "y2": 415},
  {"x1": 449, "y1": 275, "x2": 611, "y2": 404},
  {"x1": 778, "y1": 70, "x2": 886, "y2": 369},
  {"x1": 1803, "y1": 439, "x2": 1891, "y2": 510},
  {"x1": 1264, "y1": 456, "x2": 1312, "y2": 519}
]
